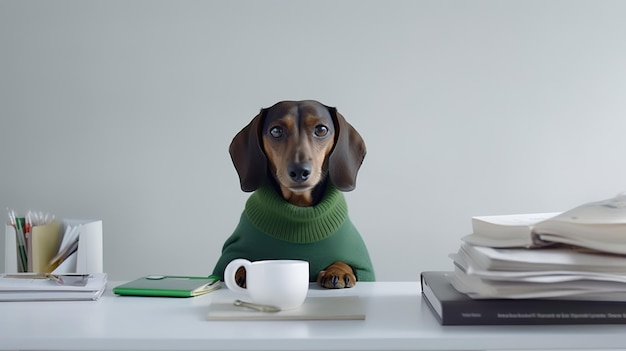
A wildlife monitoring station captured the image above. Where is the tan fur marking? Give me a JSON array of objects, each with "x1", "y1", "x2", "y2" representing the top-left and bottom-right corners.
[{"x1": 261, "y1": 111, "x2": 334, "y2": 207}]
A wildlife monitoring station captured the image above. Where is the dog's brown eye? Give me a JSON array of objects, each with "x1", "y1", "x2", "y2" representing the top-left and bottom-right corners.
[
  {"x1": 270, "y1": 126, "x2": 283, "y2": 138},
  {"x1": 314, "y1": 125, "x2": 329, "y2": 137}
]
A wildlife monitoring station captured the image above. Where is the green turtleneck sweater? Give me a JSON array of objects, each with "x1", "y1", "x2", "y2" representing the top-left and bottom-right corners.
[{"x1": 212, "y1": 184, "x2": 375, "y2": 282}]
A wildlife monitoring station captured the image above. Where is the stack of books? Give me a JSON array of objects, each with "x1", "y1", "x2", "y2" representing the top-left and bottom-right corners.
[
  {"x1": 0, "y1": 272, "x2": 107, "y2": 301},
  {"x1": 422, "y1": 192, "x2": 626, "y2": 325}
]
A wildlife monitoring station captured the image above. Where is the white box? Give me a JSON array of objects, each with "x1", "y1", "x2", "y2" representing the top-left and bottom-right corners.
[{"x1": 4, "y1": 219, "x2": 103, "y2": 274}]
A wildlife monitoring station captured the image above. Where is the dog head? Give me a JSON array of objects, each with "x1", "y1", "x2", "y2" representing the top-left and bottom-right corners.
[{"x1": 229, "y1": 100, "x2": 366, "y2": 206}]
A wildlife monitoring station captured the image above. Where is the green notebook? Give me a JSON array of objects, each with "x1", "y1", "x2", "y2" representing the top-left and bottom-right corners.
[{"x1": 113, "y1": 275, "x2": 221, "y2": 297}]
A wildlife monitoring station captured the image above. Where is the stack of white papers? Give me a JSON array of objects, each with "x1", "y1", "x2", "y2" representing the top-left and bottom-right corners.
[
  {"x1": 0, "y1": 273, "x2": 107, "y2": 301},
  {"x1": 450, "y1": 244, "x2": 626, "y2": 300}
]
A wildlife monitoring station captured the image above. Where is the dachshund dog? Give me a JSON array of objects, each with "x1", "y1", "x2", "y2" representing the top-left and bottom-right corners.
[{"x1": 221, "y1": 100, "x2": 372, "y2": 289}]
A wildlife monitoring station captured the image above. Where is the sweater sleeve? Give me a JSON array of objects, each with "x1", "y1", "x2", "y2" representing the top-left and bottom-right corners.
[{"x1": 211, "y1": 215, "x2": 247, "y2": 280}]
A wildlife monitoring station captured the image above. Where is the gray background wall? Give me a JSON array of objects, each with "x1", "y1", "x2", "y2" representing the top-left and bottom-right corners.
[{"x1": 2, "y1": 0, "x2": 626, "y2": 281}]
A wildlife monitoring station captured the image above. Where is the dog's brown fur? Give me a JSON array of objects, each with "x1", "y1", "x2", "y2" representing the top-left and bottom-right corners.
[{"x1": 229, "y1": 100, "x2": 366, "y2": 288}]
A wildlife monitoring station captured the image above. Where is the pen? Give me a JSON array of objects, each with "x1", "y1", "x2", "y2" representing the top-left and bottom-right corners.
[
  {"x1": 25, "y1": 211, "x2": 32, "y2": 234},
  {"x1": 13, "y1": 214, "x2": 28, "y2": 272},
  {"x1": 7, "y1": 209, "x2": 15, "y2": 226}
]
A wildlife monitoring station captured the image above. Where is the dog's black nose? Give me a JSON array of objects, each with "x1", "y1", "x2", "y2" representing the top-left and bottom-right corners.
[{"x1": 288, "y1": 162, "x2": 311, "y2": 183}]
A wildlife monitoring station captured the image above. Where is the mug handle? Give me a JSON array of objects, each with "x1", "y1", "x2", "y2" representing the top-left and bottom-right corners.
[{"x1": 223, "y1": 258, "x2": 251, "y2": 295}]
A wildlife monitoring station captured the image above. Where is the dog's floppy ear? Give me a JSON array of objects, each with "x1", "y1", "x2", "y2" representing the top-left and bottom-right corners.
[
  {"x1": 229, "y1": 109, "x2": 267, "y2": 192},
  {"x1": 327, "y1": 107, "x2": 366, "y2": 191}
]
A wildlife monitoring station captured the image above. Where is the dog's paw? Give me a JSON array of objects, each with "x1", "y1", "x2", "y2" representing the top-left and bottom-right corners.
[{"x1": 316, "y1": 262, "x2": 356, "y2": 289}]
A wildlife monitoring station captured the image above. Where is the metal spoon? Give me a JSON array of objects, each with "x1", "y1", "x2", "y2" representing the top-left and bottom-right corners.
[{"x1": 233, "y1": 299, "x2": 281, "y2": 313}]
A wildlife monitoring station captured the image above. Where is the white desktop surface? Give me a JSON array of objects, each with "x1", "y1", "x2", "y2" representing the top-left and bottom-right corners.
[{"x1": 2, "y1": 281, "x2": 626, "y2": 351}]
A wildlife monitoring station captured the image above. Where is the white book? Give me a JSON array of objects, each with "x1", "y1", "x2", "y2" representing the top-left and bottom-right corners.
[
  {"x1": 451, "y1": 266, "x2": 626, "y2": 300},
  {"x1": 0, "y1": 289, "x2": 105, "y2": 302},
  {"x1": 463, "y1": 193, "x2": 626, "y2": 254},
  {"x1": 451, "y1": 249, "x2": 626, "y2": 283},
  {"x1": 455, "y1": 243, "x2": 626, "y2": 272},
  {"x1": 0, "y1": 273, "x2": 107, "y2": 301},
  {"x1": 464, "y1": 212, "x2": 561, "y2": 248}
]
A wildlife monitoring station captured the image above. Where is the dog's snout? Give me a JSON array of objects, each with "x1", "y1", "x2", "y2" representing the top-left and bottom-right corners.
[{"x1": 288, "y1": 162, "x2": 311, "y2": 183}]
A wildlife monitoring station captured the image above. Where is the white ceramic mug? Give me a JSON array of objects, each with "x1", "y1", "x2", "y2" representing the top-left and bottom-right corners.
[{"x1": 223, "y1": 259, "x2": 309, "y2": 310}]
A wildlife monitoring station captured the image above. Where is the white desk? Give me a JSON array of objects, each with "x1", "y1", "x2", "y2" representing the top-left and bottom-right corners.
[{"x1": 2, "y1": 281, "x2": 626, "y2": 351}]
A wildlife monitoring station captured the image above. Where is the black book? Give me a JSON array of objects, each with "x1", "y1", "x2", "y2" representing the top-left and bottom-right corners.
[{"x1": 421, "y1": 271, "x2": 626, "y2": 325}]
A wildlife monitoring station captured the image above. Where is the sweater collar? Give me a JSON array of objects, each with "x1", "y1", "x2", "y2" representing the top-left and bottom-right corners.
[{"x1": 244, "y1": 183, "x2": 348, "y2": 243}]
